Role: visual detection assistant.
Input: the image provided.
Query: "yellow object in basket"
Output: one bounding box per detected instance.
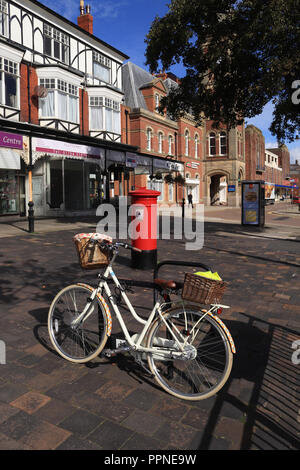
[194,270,222,281]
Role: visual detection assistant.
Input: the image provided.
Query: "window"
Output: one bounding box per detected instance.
[195,134,199,159]
[155,93,160,111]
[168,135,173,155]
[0,57,18,108]
[89,96,121,134]
[0,0,8,37]
[39,78,79,123]
[158,132,163,153]
[220,131,227,155]
[209,132,216,156]
[168,183,174,202]
[93,52,111,83]
[43,25,70,64]
[185,130,189,156]
[146,128,152,151]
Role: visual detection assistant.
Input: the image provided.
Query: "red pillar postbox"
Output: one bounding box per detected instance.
[128,188,160,269]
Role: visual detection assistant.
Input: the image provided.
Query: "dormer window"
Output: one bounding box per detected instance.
[0,1,8,37]
[43,24,70,64]
[93,52,111,83]
[155,93,160,111]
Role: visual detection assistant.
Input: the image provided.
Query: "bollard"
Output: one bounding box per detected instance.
[28,201,35,233]
[182,197,185,219]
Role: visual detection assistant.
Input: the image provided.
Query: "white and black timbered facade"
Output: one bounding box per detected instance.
[0,0,137,217]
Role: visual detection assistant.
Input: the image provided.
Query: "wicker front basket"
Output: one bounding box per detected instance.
[182,272,227,304]
[73,233,112,270]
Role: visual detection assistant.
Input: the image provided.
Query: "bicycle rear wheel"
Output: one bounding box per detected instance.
[48,284,109,363]
[146,305,233,401]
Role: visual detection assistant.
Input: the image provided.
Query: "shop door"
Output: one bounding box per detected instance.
[64,160,84,210]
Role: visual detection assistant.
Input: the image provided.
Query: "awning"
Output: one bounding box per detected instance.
[0,148,21,170]
[275,184,299,189]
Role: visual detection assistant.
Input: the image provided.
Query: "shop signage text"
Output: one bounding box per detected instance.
[0,131,23,150]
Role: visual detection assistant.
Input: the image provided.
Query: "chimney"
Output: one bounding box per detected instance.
[77,0,93,35]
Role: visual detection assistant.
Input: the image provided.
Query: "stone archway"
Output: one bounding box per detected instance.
[204,170,230,206]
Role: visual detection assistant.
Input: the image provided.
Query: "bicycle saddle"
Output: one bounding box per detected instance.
[154,279,179,290]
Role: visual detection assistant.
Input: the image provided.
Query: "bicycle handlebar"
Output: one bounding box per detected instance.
[97,239,142,253]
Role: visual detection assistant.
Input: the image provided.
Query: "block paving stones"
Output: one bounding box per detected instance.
[0,222,299,451]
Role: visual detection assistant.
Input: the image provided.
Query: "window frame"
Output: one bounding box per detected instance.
[0,0,8,38]
[93,51,111,84]
[185,130,189,157]
[146,128,152,151]
[43,24,70,65]
[209,132,216,156]
[39,77,79,123]
[219,131,227,155]
[0,56,19,109]
[89,95,121,134]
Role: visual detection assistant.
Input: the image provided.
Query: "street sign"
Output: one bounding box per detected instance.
[228,185,236,192]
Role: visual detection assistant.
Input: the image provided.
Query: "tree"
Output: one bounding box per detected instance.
[145,0,300,142]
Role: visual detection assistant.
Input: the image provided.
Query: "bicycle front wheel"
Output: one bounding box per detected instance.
[146,305,233,401]
[48,284,109,363]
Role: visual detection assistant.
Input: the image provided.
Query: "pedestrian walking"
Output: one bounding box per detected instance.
[188,193,193,208]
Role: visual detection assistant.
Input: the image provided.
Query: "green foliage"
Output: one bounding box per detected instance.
[145,0,300,142]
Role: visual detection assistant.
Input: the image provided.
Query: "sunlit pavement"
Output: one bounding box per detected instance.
[0,215,299,450]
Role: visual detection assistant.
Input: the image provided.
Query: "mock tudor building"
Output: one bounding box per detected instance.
[0,0,138,218]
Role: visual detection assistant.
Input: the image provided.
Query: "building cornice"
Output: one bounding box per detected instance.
[129,108,178,130]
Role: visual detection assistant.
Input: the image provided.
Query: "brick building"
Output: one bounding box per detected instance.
[245,125,292,200]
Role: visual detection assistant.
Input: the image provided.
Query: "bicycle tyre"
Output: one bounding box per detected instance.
[146,305,233,401]
[48,284,109,363]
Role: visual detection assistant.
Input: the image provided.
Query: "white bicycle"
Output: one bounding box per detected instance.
[48,235,236,401]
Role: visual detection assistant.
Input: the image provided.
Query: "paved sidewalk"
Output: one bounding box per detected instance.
[0,220,299,450]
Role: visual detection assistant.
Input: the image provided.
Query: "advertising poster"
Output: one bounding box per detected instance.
[242,183,260,225]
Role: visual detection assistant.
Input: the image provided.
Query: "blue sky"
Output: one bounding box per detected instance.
[39,0,299,163]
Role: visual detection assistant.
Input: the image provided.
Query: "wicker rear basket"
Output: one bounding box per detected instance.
[73,233,112,270]
[182,272,227,304]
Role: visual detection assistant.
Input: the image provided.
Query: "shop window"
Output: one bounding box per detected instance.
[43,24,70,64]
[168,183,174,202]
[39,78,79,123]
[48,159,63,209]
[64,159,84,210]
[0,169,19,214]
[220,131,227,155]
[0,1,8,37]
[209,132,216,156]
[0,57,18,108]
[93,52,111,83]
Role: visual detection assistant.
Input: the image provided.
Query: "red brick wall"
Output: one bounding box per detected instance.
[20,63,39,125]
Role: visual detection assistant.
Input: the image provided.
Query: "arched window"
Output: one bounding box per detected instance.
[220,131,227,155]
[146,128,152,151]
[185,130,189,156]
[158,132,163,153]
[195,134,199,159]
[209,132,216,156]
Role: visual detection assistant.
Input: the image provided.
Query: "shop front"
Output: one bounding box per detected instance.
[31,137,105,216]
[0,131,27,217]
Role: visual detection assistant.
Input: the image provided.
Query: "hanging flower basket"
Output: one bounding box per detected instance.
[164,174,175,184]
[155,172,163,180]
[174,174,185,186]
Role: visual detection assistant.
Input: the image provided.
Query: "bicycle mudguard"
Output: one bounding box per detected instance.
[207,312,236,354]
[76,283,112,337]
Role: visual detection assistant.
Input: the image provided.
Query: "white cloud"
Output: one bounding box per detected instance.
[92,2,128,19]
[290,145,300,163]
